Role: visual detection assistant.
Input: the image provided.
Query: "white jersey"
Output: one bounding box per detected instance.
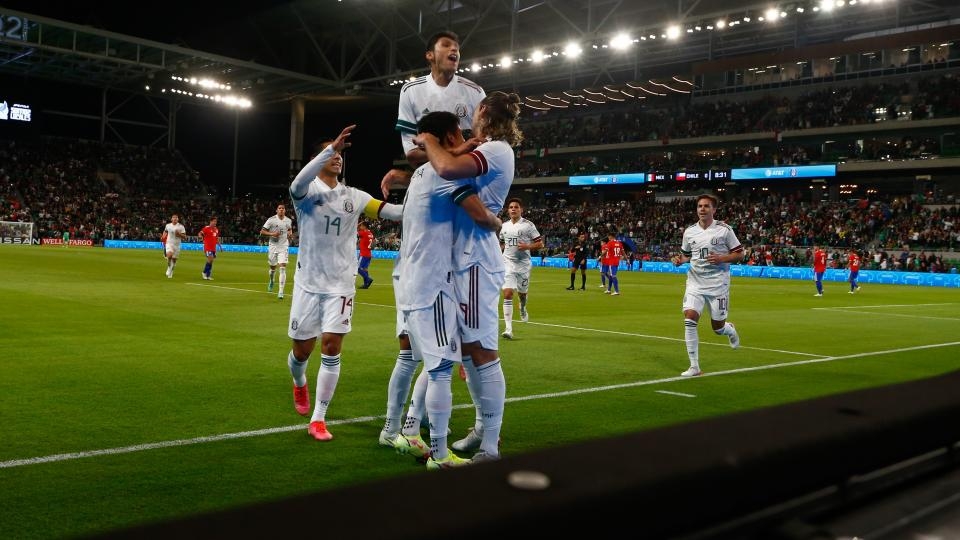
[395,74,485,156]
[262,215,293,249]
[451,139,515,273]
[291,180,373,295]
[500,217,541,274]
[397,163,459,311]
[164,223,185,248]
[680,220,743,295]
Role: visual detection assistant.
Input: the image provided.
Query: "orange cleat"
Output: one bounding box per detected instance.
[308,421,333,441]
[293,383,310,416]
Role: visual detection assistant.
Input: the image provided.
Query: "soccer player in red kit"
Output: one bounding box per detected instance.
[600,232,624,295]
[848,249,861,294]
[199,217,223,280]
[812,245,827,297]
[357,221,374,289]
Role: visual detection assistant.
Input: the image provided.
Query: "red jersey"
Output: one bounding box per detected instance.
[813,249,827,273]
[200,225,220,252]
[601,240,624,266]
[849,253,860,272]
[358,229,374,258]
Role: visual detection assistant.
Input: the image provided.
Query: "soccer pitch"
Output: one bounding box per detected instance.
[1,246,958,539]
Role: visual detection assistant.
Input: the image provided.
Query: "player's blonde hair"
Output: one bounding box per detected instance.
[475,91,523,147]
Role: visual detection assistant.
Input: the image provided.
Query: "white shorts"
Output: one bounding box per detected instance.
[454,266,504,350]
[682,290,729,321]
[403,290,460,371]
[268,246,289,266]
[288,285,355,340]
[165,244,181,259]
[502,270,531,293]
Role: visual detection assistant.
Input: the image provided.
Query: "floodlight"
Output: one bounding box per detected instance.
[609,33,632,49]
[666,25,681,39]
[564,43,582,57]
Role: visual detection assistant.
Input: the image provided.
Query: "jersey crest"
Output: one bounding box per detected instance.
[343,200,355,213]
[455,103,468,118]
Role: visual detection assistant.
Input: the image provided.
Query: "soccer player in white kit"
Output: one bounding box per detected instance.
[392,111,501,469]
[260,204,294,300]
[285,125,402,442]
[378,30,486,451]
[499,197,543,339]
[162,214,187,278]
[416,91,523,461]
[671,194,743,377]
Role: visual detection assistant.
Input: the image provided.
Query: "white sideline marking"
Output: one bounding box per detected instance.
[3,341,957,470]
[814,303,958,309]
[524,320,823,357]
[655,390,697,398]
[812,308,960,322]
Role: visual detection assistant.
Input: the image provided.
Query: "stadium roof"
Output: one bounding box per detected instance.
[1,0,958,109]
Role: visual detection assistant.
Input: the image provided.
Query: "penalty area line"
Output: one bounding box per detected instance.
[3,341,957,470]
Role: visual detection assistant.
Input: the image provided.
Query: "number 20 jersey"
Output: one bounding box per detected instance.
[292,180,372,295]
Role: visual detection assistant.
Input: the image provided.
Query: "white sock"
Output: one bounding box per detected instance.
[310,354,341,422]
[502,299,513,332]
[684,319,699,369]
[461,356,484,433]
[167,260,173,271]
[477,359,505,456]
[383,350,417,435]
[268,269,275,285]
[278,267,287,294]
[288,350,308,387]
[402,369,429,436]
[425,362,453,459]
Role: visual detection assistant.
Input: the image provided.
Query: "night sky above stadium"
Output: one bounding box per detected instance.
[3,1,402,198]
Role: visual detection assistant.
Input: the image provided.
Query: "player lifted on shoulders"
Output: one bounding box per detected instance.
[671,194,743,377]
[284,125,402,442]
[260,204,294,300]
[499,197,543,339]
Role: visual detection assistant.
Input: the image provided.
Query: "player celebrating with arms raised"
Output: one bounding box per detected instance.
[672,194,743,377]
[285,125,402,442]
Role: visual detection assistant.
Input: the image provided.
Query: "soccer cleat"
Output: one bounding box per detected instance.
[308,421,333,441]
[451,427,483,452]
[856,286,861,291]
[728,323,740,349]
[363,279,374,289]
[278,293,284,300]
[165,270,172,278]
[612,292,620,296]
[565,286,575,290]
[519,307,529,322]
[293,383,310,415]
[378,430,398,448]
[426,452,471,470]
[848,290,855,294]
[502,331,513,340]
[470,450,501,463]
[599,284,606,288]
[680,367,702,377]
[393,433,431,458]
[814,293,823,297]
[604,290,611,294]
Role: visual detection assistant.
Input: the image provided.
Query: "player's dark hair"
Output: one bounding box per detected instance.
[417,111,460,141]
[506,197,523,208]
[697,194,719,208]
[476,91,524,147]
[426,31,459,52]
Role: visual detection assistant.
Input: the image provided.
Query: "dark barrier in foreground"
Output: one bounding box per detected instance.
[93,371,960,539]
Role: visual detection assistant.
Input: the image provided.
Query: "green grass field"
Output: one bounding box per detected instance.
[1,245,958,538]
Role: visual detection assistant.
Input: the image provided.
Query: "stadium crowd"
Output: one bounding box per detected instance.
[2,71,958,273]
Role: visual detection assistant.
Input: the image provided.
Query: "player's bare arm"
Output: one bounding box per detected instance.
[380,169,412,198]
[413,132,480,180]
[459,194,501,232]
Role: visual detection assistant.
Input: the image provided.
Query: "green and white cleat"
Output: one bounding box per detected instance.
[426,451,471,470]
[378,430,398,448]
[393,433,431,458]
